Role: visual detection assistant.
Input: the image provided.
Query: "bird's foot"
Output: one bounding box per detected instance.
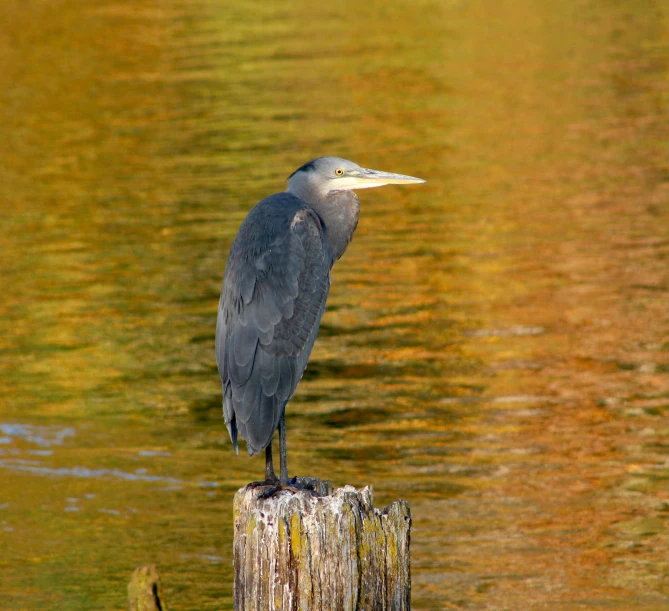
[246,477,280,490]
[257,477,318,499]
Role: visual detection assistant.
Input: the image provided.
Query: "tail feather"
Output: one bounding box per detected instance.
[223,386,239,454]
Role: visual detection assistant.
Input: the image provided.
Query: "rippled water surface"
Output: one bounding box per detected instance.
[2,0,669,609]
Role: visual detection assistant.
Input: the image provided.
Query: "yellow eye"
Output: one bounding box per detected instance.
[335,168,344,176]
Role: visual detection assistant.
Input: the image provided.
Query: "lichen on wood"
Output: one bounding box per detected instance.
[233,477,411,610]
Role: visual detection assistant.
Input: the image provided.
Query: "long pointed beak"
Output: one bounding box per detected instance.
[347,167,426,190]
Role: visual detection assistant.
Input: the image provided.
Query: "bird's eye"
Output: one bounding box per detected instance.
[335,168,344,176]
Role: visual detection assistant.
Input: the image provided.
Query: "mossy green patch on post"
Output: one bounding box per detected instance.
[245,513,257,537]
[290,512,302,558]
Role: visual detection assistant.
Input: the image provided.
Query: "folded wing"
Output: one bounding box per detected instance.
[216,194,331,454]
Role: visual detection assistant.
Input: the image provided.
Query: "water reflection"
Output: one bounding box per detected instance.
[0,423,75,447]
[1,0,668,609]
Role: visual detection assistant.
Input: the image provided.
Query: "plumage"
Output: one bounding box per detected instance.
[217,193,330,455]
[215,157,424,484]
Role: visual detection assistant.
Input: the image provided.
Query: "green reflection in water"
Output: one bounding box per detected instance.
[1,0,669,609]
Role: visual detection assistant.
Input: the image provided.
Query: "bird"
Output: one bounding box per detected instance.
[215,156,425,490]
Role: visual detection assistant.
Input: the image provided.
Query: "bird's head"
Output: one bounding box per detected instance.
[287,156,425,203]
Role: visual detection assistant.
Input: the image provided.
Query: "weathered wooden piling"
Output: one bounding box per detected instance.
[233,477,411,611]
[127,564,168,611]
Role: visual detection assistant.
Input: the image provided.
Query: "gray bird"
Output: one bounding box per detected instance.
[215,156,425,489]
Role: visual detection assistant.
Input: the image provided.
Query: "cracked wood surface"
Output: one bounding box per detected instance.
[233,477,411,611]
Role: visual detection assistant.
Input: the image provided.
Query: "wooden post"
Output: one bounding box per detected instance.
[233,477,411,611]
[127,564,168,611]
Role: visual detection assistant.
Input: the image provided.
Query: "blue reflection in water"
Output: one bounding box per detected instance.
[0,423,75,447]
[0,461,183,483]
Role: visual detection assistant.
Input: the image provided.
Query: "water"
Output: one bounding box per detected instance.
[1,0,668,608]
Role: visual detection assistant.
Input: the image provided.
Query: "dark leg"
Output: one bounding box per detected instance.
[265,443,278,483]
[258,412,313,499]
[247,442,279,490]
[279,412,288,485]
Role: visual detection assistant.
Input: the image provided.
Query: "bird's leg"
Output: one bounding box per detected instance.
[265,443,278,483]
[247,443,279,490]
[258,412,313,499]
[279,411,289,485]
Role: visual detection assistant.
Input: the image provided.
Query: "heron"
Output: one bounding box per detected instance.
[215,156,425,491]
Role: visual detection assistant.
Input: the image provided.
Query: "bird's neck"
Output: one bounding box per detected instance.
[308,190,360,264]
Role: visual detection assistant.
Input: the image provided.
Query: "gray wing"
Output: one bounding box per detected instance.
[215,193,331,455]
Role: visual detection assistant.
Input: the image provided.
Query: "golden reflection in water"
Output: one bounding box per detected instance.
[0,0,668,609]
